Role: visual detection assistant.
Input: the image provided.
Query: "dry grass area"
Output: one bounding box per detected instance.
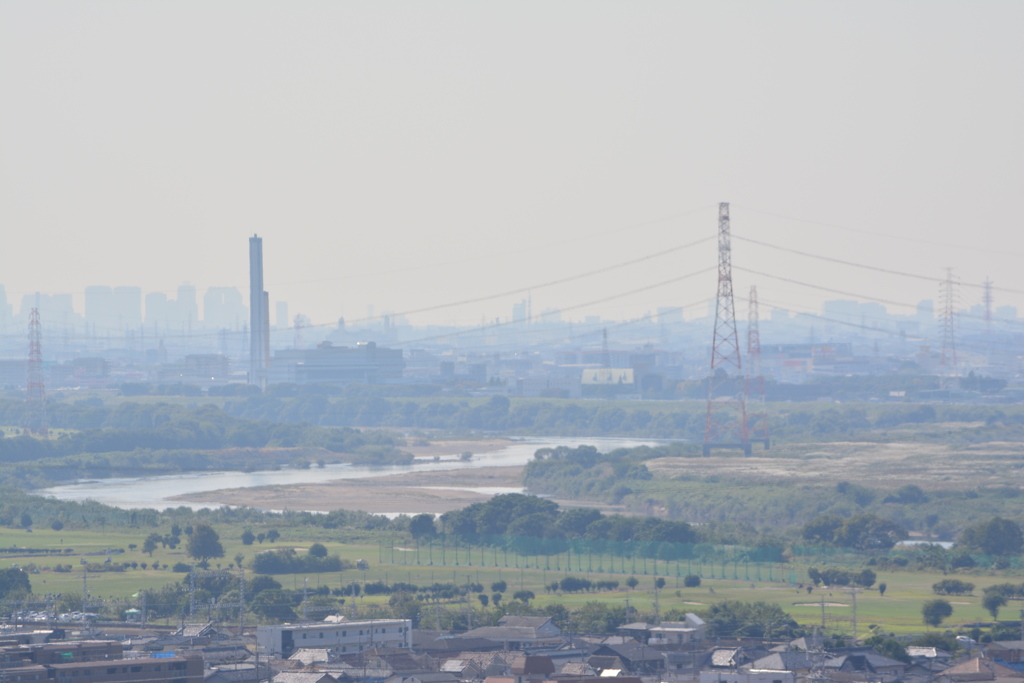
[645,438,1024,491]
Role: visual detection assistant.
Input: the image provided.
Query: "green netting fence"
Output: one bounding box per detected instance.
[378,534,799,584]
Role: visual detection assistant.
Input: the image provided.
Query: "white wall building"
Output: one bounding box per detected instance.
[257,618,412,658]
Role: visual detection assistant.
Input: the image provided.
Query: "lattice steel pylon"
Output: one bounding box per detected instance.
[983,277,993,334]
[703,202,749,456]
[939,267,959,380]
[745,286,770,449]
[26,307,48,436]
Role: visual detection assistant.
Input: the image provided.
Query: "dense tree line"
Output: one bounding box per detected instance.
[250,548,348,574]
[434,492,698,548]
[0,402,406,478]
[801,513,909,550]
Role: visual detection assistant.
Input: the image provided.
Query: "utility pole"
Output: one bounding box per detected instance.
[239,570,246,636]
[302,578,308,621]
[81,569,89,634]
[189,567,196,619]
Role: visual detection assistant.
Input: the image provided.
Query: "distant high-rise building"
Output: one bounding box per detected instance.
[113,286,142,329]
[177,283,198,330]
[85,286,141,332]
[995,305,1018,321]
[84,286,114,329]
[205,287,246,330]
[0,285,13,329]
[657,307,684,325]
[917,299,934,320]
[145,292,169,331]
[249,235,269,387]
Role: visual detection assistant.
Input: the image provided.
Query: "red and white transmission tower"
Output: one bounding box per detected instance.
[745,286,769,449]
[939,268,958,379]
[26,307,48,436]
[703,202,750,456]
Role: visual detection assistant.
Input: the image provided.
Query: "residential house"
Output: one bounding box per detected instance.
[272,674,340,683]
[937,657,1024,683]
[510,655,555,683]
[461,617,562,651]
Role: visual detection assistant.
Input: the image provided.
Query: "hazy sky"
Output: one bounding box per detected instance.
[2,1,1023,328]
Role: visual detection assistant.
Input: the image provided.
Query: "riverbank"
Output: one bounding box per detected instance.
[41,436,654,512]
[169,464,525,514]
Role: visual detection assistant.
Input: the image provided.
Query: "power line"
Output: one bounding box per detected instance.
[394,267,717,347]
[733,235,1024,294]
[268,204,719,289]
[0,235,716,345]
[733,204,1024,259]
[734,266,919,311]
[736,265,1024,330]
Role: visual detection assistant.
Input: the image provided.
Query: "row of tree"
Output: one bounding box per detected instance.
[425,493,699,546]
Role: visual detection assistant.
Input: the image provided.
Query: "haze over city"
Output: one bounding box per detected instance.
[2,2,1023,328]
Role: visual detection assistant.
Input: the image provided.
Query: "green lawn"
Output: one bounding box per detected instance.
[1,525,1007,636]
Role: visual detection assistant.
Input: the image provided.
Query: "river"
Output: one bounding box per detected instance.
[38,437,658,512]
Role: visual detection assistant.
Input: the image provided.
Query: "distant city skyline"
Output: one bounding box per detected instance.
[2,3,1022,326]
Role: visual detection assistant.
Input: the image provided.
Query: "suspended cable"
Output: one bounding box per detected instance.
[269,204,718,288]
[733,235,1024,294]
[733,204,1023,259]
[394,267,716,347]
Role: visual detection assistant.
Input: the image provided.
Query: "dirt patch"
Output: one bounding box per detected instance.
[170,464,526,514]
[402,439,511,459]
[645,441,1024,491]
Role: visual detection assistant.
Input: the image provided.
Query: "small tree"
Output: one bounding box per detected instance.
[409,514,437,540]
[983,593,1007,619]
[626,576,639,590]
[684,574,701,588]
[143,533,161,557]
[492,593,502,606]
[513,590,535,603]
[186,523,224,564]
[309,543,328,558]
[266,529,280,543]
[20,512,32,529]
[878,582,887,597]
[234,553,245,568]
[655,577,666,589]
[241,530,255,546]
[50,520,64,532]
[922,599,953,627]
[491,580,507,593]
[855,569,877,588]
[478,593,489,607]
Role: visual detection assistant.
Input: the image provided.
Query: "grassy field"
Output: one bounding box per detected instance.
[0,525,1011,637]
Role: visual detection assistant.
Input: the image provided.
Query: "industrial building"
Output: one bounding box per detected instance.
[256,618,412,658]
[268,341,405,385]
